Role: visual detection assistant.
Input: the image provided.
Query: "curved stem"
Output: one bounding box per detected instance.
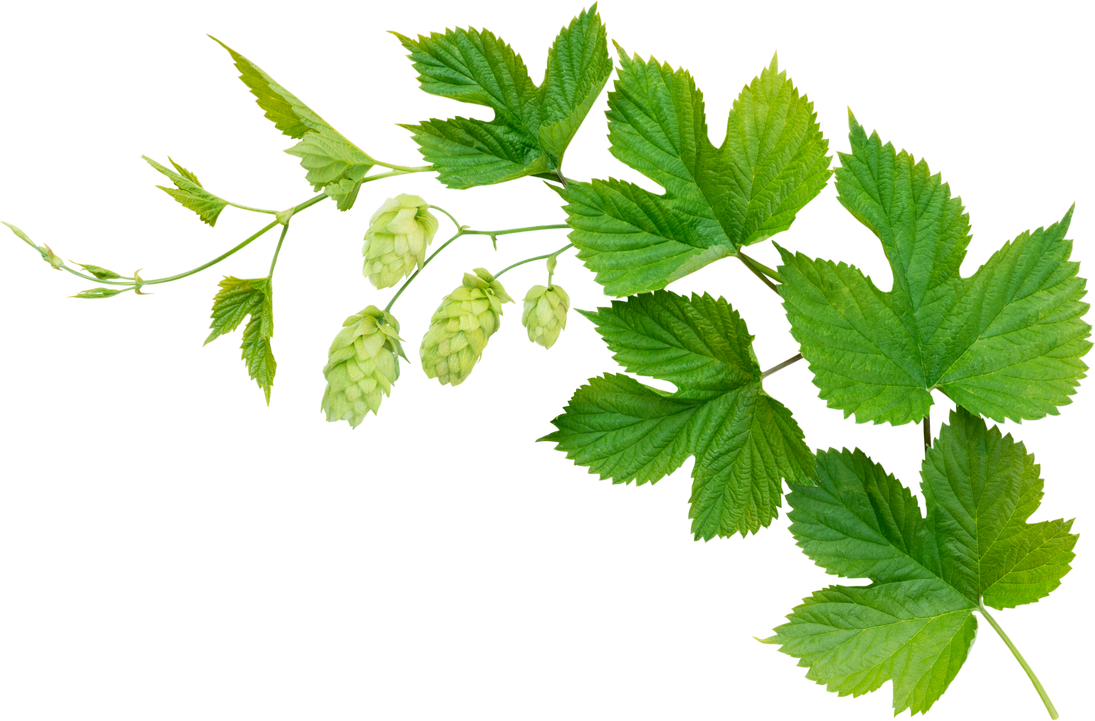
[737,252,781,294]
[462,224,568,237]
[494,244,573,279]
[978,601,1058,719]
[428,205,462,231]
[374,157,429,172]
[761,353,803,380]
[384,230,465,313]
[738,251,781,281]
[267,222,291,278]
[494,248,565,279]
[226,201,279,216]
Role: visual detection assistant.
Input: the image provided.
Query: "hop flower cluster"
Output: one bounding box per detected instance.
[522,284,569,348]
[362,194,439,289]
[321,306,405,427]
[420,268,513,386]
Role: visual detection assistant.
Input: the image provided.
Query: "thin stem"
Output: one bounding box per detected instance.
[374,157,429,172]
[223,196,278,213]
[385,230,465,313]
[923,410,931,457]
[494,244,573,279]
[462,224,568,237]
[145,220,279,285]
[494,248,565,279]
[737,253,781,295]
[761,353,803,380]
[978,601,1059,719]
[226,201,279,216]
[738,251,781,281]
[267,222,291,278]
[424,200,468,231]
[360,169,420,185]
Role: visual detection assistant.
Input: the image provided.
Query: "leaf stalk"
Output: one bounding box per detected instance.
[977,601,1059,719]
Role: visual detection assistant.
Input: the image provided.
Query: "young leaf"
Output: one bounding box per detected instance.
[396,5,611,189]
[542,291,816,539]
[557,51,832,296]
[144,156,229,226]
[206,276,276,403]
[211,38,375,210]
[778,113,1092,425]
[74,262,124,280]
[764,408,1076,715]
[72,287,127,299]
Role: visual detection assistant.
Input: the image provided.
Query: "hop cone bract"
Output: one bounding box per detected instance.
[420,268,513,386]
[362,194,439,289]
[321,306,405,427]
[522,284,569,349]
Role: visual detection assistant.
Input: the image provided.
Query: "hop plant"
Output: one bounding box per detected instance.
[522,284,569,348]
[321,306,406,427]
[362,194,439,289]
[420,268,513,386]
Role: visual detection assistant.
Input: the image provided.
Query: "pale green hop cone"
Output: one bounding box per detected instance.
[321,306,406,427]
[522,284,569,348]
[362,194,439,289]
[420,268,513,386]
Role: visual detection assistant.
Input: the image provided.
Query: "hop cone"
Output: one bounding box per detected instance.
[321,306,405,427]
[522,284,570,349]
[362,194,439,289]
[420,268,513,386]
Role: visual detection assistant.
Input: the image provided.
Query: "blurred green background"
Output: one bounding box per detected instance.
[2,19,1095,710]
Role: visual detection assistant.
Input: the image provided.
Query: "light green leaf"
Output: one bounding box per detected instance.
[778,113,1092,424]
[205,276,276,403]
[144,156,229,226]
[165,153,210,188]
[72,287,127,299]
[538,5,614,160]
[212,37,375,210]
[396,5,611,189]
[575,291,758,397]
[558,51,832,296]
[771,582,977,716]
[542,291,815,539]
[75,263,124,280]
[764,408,1077,714]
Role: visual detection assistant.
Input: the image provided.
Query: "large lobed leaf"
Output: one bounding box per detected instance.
[557,51,832,296]
[778,113,1091,425]
[764,408,1077,714]
[206,276,276,403]
[212,38,375,210]
[543,291,816,539]
[396,5,612,189]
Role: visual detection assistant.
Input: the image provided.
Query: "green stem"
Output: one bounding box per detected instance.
[977,601,1059,719]
[384,230,464,313]
[226,201,279,216]
[739,251,781,281]
[761,353,803,380]
[494,244,573,279]
[267,222,291,278]
[374,158,429,170]
[494,248,565,279]
[429,205,462,230]
[462,224,568,237]
[923,411,931,457]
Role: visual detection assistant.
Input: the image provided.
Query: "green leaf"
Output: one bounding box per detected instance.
[538,4,614,160]
[946,251,1091,419]
[779,247,934,425]
[542,291,815,539]
[211,37,375,210]
[764,408,1077,714]
[557,51,832,296]
[74,263,124,280]
[165,153,210,188]
[396,5,611,189]
[205,276,276,403]
[402,118,550,189]
[574,293,758,395]
[778,113,1092,424]
[72,287,127,299]
[144,156,229,226]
